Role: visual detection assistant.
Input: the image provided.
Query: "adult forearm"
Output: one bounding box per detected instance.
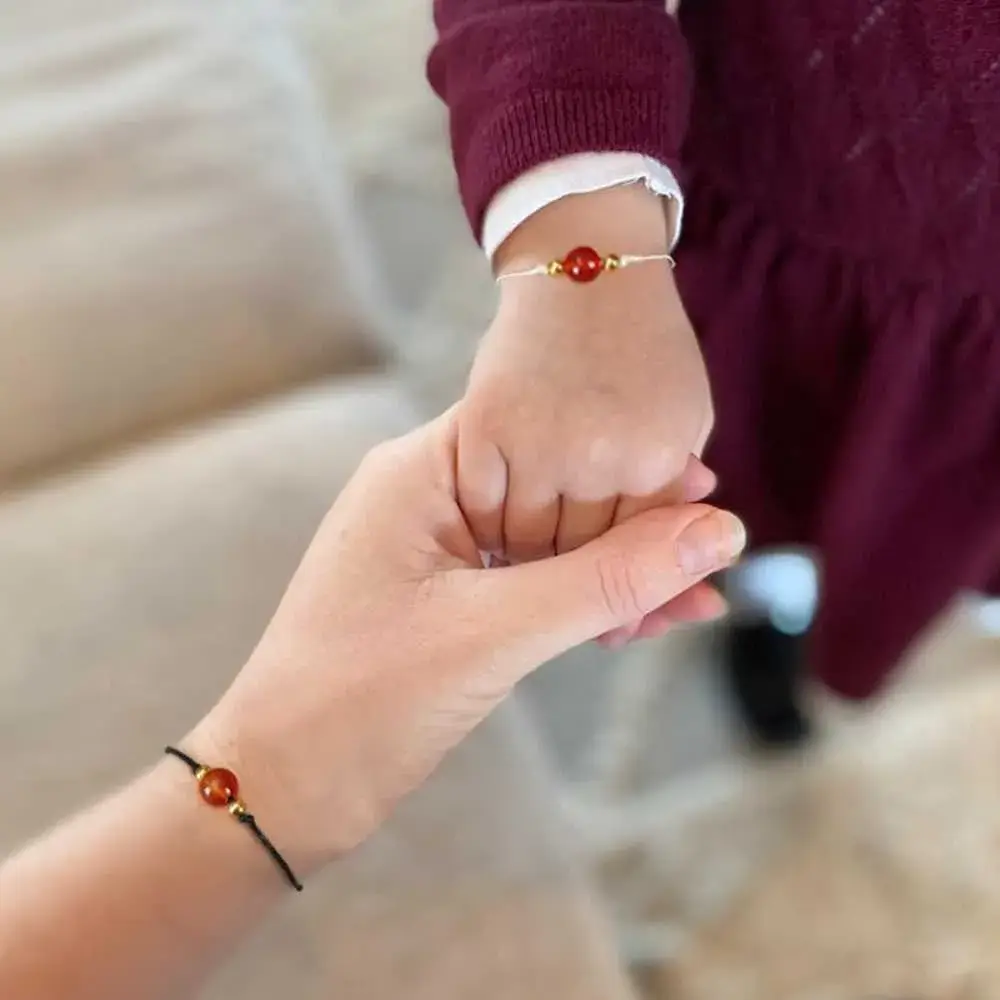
[0,759,285,1000]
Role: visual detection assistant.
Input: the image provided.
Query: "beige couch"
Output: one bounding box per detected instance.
[0,2,636,997]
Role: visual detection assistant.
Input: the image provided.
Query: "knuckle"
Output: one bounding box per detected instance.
[566,444,619,498]
[358,439,397,477]
[593,549,647,621]
[580,431,619,470]
[620,445,684,497]
[457,396,498,443]
[463,402,499,439]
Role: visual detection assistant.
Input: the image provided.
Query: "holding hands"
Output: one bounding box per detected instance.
[194,407,741,864]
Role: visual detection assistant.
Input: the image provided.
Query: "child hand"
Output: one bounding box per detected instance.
[459,187,714,566]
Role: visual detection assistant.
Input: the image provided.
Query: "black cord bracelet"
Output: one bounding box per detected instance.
[164,746,303,892]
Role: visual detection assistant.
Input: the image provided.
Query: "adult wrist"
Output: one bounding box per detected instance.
[151,757,290,899]
[183,700,362,879]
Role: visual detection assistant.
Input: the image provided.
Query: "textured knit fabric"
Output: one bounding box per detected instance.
[429,0,1000,699]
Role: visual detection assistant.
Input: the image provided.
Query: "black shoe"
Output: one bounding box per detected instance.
[721,618,812,749]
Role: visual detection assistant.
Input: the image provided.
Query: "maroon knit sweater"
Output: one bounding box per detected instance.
[429,0,1000,291]
[428,1,1000,699]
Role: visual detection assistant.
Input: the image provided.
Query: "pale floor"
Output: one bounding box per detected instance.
[523,603,1000,1000]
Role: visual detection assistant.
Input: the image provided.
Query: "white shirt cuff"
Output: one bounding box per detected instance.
[481,152,684,261]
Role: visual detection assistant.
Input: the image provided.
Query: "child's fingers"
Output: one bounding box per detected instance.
[556,495,618,555]
[456,433,508,555]
[503,476,560,562]
[633,583,728,641]
[597,619,642,649]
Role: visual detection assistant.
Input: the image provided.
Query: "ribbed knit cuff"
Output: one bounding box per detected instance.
[430,2,692,242]
[464,88,687,241]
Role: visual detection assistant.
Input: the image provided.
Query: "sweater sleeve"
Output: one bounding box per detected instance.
[427,0,692,242]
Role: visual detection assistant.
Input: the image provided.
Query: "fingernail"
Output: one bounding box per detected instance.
[677,511,747,576]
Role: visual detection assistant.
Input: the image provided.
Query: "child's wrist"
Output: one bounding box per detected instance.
[494,248,686,353]
[493,184,672,277]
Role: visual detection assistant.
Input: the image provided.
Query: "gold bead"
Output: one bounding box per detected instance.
[228,799,248,818]
[194,766,210,782]
[546,259,564,276]
[603,254,622,271]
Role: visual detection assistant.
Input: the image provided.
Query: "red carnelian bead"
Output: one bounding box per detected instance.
[562,246,604,283]
[199,767,239,807]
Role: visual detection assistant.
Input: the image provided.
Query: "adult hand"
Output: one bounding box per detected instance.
[190,407,744,873]
[1,407,744,1000]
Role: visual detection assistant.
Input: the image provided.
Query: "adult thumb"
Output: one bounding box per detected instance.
[479,504,746,676]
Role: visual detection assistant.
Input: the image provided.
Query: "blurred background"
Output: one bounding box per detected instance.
[3,2,1000,998]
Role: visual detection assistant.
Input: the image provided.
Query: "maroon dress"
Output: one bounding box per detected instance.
[429,0,1000,699]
